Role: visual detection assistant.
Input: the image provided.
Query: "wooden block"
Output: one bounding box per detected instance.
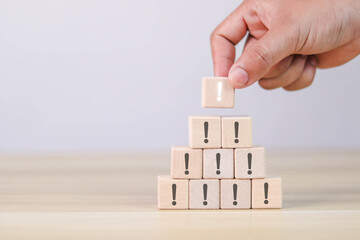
[221,116,252,148]
[203,149,234,179]
[220,179,251,209]
[189,179,219,209]
[202,77,234,108]
[158,175,188,209]
[252,177,282,209]
[234,146,266,179]
[171,146,202,179]
[189,115,221,149]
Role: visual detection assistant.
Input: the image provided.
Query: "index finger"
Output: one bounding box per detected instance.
[210,5,248,77]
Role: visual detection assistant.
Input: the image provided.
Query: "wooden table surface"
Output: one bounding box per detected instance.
[0,150,359,239]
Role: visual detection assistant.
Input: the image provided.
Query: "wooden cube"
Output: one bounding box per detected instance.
[203,149,234,179]
[189,179,219,209]
[222,116,252,148]
[189,116,221,149]
[158,175,189,209]
[202,77,235,108]
[234,146,265,179]
[220,179,251,209]
[252,177,282,209]
[171,146,202,179]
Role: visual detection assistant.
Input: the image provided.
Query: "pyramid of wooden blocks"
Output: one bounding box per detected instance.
[158,77,283,210]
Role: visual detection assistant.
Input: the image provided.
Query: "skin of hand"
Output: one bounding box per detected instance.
[211,0,360,90]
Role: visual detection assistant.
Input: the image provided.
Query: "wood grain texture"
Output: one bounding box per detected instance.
[189,179,219,209]
[171,146,202,179]
[220,179,251,209]
[189,115,221,149]
[202,77,234,108]
[203,149,234,179]
[0,150,360,239]
[235,146,266,179]
[252,177,282,209]
[158,176,188,209]
[222,116,252,148]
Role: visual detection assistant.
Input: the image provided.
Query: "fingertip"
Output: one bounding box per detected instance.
[228,67,249,88]
[258,79,274,90]
[308,55,318,67]
[283,60,316,91]
[214,64,230,77]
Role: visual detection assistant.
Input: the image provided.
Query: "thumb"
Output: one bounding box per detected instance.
[229,29,293,88]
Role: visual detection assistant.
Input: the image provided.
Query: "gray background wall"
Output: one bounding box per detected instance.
[0,0,359,153]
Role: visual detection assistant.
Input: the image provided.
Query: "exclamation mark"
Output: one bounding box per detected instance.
[172,184,177,206]
[264,182,269,204]
[217,81,222,101]
[234,121,239,143]
[204,122,209,143]
[203,184,208,206]
[184,153,189,175]
[233,184,238,206]
[216,153,221,175]
[247,153,252,175]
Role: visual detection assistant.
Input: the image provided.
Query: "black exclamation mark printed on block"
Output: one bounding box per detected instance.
[172,184,177,206]
[233,184,238,206]
[247,153,252,175]
[264,182,269,204]
[204,122,209,143]
[216,153,221,175]
[203,184,208,206]
[184,153,189,175]
[234,121,239,143]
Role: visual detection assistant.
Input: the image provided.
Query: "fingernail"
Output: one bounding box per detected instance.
[229,67,249,88]
[309,56,318,67]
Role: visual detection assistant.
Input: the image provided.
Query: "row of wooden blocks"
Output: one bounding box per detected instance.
[189,116,252,149]
[158,176,282,209]
[171,146,265,179]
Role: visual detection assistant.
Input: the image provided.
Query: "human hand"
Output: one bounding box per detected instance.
[211,0,360,90]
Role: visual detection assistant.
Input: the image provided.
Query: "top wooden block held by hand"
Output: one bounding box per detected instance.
[202,77,235,108]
